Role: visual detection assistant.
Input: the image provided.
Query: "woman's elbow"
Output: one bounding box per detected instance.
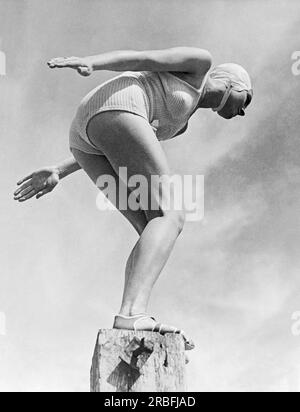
[194,49,213,72]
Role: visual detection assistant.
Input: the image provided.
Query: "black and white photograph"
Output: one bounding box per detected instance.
[1,0,300,394]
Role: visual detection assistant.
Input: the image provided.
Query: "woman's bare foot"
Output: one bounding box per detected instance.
[113,314,195,351]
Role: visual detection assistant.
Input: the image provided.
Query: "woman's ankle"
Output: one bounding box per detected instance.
[118,305,148,317]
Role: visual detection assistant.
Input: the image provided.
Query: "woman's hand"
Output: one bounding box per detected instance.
[14,167,60,202]
[47,56,93,77]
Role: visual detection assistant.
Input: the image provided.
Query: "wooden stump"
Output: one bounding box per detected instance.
[91,329,187,392]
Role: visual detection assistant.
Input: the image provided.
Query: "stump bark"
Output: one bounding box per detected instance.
[91,329,187,392]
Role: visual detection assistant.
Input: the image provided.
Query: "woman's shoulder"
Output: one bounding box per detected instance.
[166,71,208,90]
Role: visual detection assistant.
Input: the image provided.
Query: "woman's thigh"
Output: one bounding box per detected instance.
[86,111,179,221]
[71,148,148,235]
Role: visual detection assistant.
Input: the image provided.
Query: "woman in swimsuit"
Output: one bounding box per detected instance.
[13,47,253,350]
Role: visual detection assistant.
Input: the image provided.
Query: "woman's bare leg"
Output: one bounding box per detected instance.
[120,214,184,315]
[72,149,158,319]
[70,148,148,236]
[87,111,186,317]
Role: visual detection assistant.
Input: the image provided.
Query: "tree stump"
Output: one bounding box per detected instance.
[91,329,187,392]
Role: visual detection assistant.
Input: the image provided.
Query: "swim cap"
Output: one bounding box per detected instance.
[210,63,252,112]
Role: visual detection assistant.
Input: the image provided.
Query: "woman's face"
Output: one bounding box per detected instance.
[217,89,251,119]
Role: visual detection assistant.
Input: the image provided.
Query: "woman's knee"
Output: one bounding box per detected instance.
[146,208,186,233]
[166,210,186,233]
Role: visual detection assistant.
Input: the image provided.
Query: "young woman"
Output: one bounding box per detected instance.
[13,47,253,350]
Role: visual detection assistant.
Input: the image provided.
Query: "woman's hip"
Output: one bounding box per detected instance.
[69,116,105,156]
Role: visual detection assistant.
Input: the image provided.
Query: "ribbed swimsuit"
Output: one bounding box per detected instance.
[69,70,208,156]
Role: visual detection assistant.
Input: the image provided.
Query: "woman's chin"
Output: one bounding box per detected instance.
[217,112,233,120]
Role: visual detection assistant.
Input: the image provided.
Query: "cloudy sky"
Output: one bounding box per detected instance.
[1,0,300,392]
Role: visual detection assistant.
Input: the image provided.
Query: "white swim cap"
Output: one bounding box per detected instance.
[210,63,253,112]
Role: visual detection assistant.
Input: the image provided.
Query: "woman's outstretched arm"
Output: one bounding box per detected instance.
[14,157,82,202]
[57,157,82,179]
[47,47,212,76]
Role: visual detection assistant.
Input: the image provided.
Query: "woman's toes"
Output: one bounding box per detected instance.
[113,315,195,351]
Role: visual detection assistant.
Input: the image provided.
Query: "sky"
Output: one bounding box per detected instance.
[1,0,300,392]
